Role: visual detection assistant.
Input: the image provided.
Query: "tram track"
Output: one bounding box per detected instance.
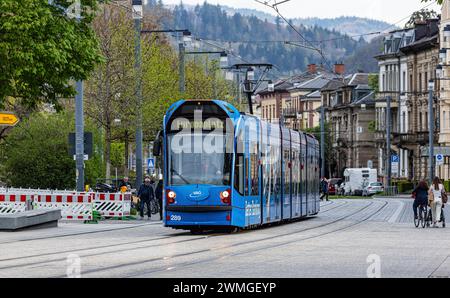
[55,199,386,277]
[0,221,164,245]
[124,199,390,277]
[0,199,387,277]
[0,201,339,263]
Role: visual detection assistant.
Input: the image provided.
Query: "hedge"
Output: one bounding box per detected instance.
[396,181,415,194]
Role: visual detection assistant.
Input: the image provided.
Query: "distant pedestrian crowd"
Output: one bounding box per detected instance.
[119,175,163,221]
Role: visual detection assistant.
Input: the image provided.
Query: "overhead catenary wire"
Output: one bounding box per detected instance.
[254,0,334,70]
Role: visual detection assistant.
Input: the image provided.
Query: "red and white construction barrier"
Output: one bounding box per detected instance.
[33,194,93,220]
[94,193,131,218]
[0,194,32,214]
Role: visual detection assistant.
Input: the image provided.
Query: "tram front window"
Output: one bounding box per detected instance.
[168,134,232,186]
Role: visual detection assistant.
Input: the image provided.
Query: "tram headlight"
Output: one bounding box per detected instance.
[220,189,231,205]
[166,190,176,204]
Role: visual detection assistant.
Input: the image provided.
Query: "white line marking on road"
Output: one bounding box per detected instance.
[388,200,405,223]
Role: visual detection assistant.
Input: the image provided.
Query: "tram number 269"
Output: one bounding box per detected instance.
[170,215,182,221]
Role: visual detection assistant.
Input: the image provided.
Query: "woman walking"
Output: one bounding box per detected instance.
[429,177,445,228]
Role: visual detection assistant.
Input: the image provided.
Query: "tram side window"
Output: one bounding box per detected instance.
[235,154,245,195]
[244,154,249,195]
[250,142,259,196]
[284,149,290,196]
[235,129,245,195]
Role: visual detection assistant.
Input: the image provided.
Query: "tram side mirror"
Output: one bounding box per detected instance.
[153,130,162,157]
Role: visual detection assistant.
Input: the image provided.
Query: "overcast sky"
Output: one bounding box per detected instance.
[155,0,441,25]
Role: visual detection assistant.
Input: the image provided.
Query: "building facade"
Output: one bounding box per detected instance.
[375,19,440,182]
[438,0,450,180]
[322,73,377,177]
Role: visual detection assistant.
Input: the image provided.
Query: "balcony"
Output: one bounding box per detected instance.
[282,108,300,119]
[380,131,439,147]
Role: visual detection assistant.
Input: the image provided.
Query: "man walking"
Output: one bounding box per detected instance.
[320,177,329,202]
[137,176,155,220]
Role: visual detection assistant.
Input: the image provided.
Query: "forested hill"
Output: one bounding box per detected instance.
[146,1,381,74]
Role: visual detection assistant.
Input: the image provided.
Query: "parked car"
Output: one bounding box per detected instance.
[328,178,343,195]
[362,182,384,196]
[94,183,117,193]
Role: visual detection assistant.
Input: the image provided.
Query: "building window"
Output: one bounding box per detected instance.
[409,74,413,92]
[444,111,447,131]
[402,112,406,133]
[419,73,422,92]
[419,112,423,131]
[403,71,406,92]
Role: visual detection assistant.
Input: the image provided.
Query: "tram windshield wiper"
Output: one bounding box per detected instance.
[170,167,191,185]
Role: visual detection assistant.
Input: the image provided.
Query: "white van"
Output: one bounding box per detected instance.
[341,168,378,196]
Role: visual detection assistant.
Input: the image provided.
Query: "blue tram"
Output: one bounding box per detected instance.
[153,100,320,232]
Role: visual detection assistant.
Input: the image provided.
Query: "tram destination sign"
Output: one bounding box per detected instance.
[0,112,20,127]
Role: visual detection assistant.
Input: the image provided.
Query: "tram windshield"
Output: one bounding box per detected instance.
[167,133,232,186]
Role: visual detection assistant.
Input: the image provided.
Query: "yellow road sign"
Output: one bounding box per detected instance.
[0,112,20,126]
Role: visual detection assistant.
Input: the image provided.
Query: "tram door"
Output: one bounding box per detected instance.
[291,131,301,219]
[281,127,292,220]
[261,123,282,223]
[300,133,307,217]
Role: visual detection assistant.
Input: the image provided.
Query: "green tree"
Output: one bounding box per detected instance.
[0,111,104,189]
[0,0,103,110]
[368,74,379,93]
[405,9,438,28]
[422,0,443,5]
[84,4,138,179]
[305,122,336,177]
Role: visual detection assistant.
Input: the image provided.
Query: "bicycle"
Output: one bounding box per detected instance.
[150,199,160,215]
[414,204,427,229]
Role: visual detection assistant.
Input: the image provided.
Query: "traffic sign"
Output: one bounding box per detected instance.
[68,132,93,156]
[148,158,155,170]
[391,155,399,176]
[73,155,89,161]
[391,155,399,163]
[436,154,445,166]
[0,112,19,126]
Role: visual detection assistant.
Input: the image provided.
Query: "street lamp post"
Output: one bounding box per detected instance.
[179,42,186,93]
[386,96,392,189]
[229,64,272,115]
[74,9,84,191]
[132,0,143,186]
[75,80,84,191]
[320,97,325,179]
[429,79,435,183]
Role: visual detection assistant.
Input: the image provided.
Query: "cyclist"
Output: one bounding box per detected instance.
[412,180,429,220]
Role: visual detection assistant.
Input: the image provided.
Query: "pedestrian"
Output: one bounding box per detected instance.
[155,174,164,221]
[428,177,445,228]
[412,180,428,220]
[137,176,155,220]
[320,177,329,201]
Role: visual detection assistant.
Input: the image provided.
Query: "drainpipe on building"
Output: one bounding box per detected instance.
[386,96,392,189]
[429,80,435,184]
